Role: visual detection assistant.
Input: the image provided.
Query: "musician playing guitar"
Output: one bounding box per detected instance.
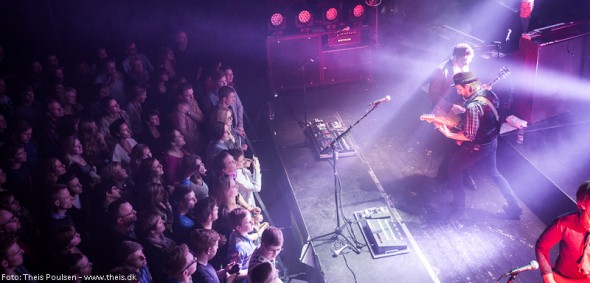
[434,71,522,218]
[427,43,477,189]
[536,181,590,283]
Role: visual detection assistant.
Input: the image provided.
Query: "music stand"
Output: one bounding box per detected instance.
[306,101,386,255]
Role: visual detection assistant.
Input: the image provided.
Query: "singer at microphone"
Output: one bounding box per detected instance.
[368,95,391,106]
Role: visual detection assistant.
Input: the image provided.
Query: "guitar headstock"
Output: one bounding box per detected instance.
[498,66,511,79]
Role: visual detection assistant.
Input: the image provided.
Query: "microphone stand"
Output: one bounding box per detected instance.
[307,102,384,255]
[294,59,313,127]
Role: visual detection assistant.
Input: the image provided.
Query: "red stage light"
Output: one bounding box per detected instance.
[353,4,364,18]
[298,10,312,24]
[270,13,284,27]
[325,8,338,21]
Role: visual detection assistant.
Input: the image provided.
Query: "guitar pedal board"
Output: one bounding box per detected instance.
[305,115,356,160]
[353,207,409,259]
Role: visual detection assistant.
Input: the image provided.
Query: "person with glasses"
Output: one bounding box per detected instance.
[100,200,139,271]
[248,226,283,271]
[163,243,197,283]
[0,208,20,235]
[114,240,152,283]
[190,228,237,283]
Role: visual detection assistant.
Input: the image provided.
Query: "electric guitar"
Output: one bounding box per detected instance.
[421,66,511,128]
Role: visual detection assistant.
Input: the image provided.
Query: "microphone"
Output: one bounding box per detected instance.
[368,95,391,106]
[505,260,539,276]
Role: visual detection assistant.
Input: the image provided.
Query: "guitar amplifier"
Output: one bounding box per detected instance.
[353,207,409,258]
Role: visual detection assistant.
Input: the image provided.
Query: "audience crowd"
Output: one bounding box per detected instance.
[0,31,282,283]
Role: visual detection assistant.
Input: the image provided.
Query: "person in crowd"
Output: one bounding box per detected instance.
[137,211,176,283]
[248,262,282,283]
[35,157,67,190]
[3,145,33,203]
[126,57,150,88]
[99,96,130,140]
[95,58,126,106]
[0,78,14,117]
[202,69,227,117]
[171,185,197,245]
[13,85,42,126]
[126,84,148,138]
[0,234,36,281]
[86,180,122,237]
[43,184,74,232]
[100,161,132,192]
[181,154,209,200]
[62,135,100,189]
[169,83,204,154]
[56,252,93,281]
[114,240,153,283]
[205,122,231,165]
[173,31,199,81]
[190,228,237,283]
[50,225,83,258]
[146,69,173,115]
[129,144,152,181]
[0,208,21,236]
[79,119,110,167]
[536,181,590,283]
[162,129,188,187]
[214,85,246,138]
[136,182,173,231]
[227,207,259,283]
[121,41,154,76]
[248,226,283,270]
[110,119,138,170]
[434,72,521,218]
[61,87,84,116]
[139,109,163,155]
[229,149,261,209]
[158,47,177,80]
[134,157,166,189]
[37,99,64,158]
[57,173,87,232]
[9,120,38,169]
[210,150,238,177]
[163,243,197,283]
[210,105,245,151]
[102,200,139,261]
[193,197,218,230]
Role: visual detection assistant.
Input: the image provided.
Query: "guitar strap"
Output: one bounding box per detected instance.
[473,96,499,121]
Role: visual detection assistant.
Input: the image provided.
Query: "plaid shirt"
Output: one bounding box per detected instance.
[461,93,486,141]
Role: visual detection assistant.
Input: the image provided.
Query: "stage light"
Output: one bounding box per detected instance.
[322,6,341,31]
[326,8,338,21]
[353,4,365,18]
[270,13,284,27]
[295,10,313,33]
[297,10,312,25]
[268,12,286,36]
[349,3,367,27]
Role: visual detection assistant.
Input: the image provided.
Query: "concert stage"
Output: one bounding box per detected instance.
[260,82,585,282]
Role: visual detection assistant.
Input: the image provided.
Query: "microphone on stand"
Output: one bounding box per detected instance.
[368,95,391,106]
[505,260,539,276]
